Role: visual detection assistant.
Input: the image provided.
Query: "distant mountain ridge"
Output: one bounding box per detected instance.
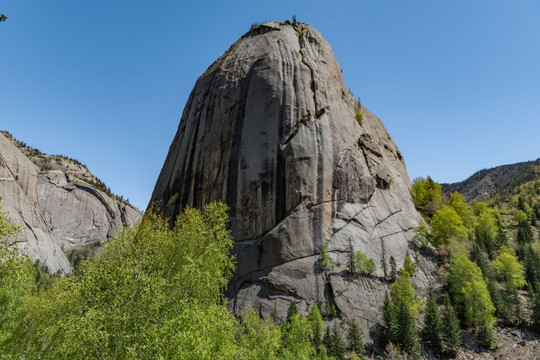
[441,158,540,202]
[0,131,141,273]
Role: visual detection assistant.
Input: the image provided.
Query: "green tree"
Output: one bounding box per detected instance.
[308,303,324,349]
[411,176,442,215]
[287,302,299,322]
[355,249,376,275]
[430,205,468,244]
[446,251,495,327]
[323,325,334,355]
[493,246,526,291]
[475,211,499,257]
[6,202,239,359]
[0,200,35,352]
[403,253,414,276]
[380,292,398,349]
[389,256,397,282]
[396,301,421,359]
[237,306,282,360]
[523,246,540,293]
[330,324,345,360]
[530,284,540,333]
[517,220,534,244]
[422,291,442,352]
[449,192,475,230]
[486,277,508,321]
[319,245,333,270]
[279,313,317,359]
[347,318,365,356]
[380,271,420,357]
[505,288,523,326]
[390,271,418,316]
[346,239,356,275]
[476,320,496,349]
[514,209,528,223]
[381,239,388,279]
[346,240,375,276]
[441,294,461,355]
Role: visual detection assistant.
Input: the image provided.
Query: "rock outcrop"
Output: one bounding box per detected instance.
[0,131,142,274]
[150,21,436,331]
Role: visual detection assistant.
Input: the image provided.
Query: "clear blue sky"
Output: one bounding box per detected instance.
[1,1,539,210]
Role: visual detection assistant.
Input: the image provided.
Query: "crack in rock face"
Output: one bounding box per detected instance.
[150,21,436,330]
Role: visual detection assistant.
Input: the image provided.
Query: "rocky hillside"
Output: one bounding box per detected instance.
[150,21,436,331]
[0,131,141,274]
[441,158,540,202]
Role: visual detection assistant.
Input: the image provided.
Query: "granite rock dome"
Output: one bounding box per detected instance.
[150,21,436,330]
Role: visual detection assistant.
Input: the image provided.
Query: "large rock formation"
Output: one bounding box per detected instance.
[0,131,141,274]
[150,21,436,331]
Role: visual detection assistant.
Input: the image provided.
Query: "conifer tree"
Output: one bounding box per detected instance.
[506,289,523,325]
[331,324,346,360]
[271,303,281,324]
[530,284,540,333]
[287,301,298,323]
[347,318,365,356]
[441,294,461,355]
[347,239,357,275]
[486,278,508,322]
[323,325,333,355]
[381,239,388,279]
[422,291,442,352]
[380,292,397,348]
[477,320,495,349]
[396,301,421,359]
[517,220,534,244]
[389,256,397,282]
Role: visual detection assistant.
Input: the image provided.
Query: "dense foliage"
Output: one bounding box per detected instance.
[411,172,540,353]
[0,201,370,359]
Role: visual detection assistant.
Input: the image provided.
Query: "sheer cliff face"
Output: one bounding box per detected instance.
[151,22,434,327]
[0,132,141,274]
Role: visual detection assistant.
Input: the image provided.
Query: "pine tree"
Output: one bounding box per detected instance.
[323,325,333,355]
[476,320,495,349]
[381,239,388,279]
[530,284,540,333]
[331,324,346,360]
[271,303,281,324]
[389,256,397,282]
[517,220,534,244]
[347,318,365,355]
[441,294,461,354]
[347,239,357,275]
[380,291,398,348]
[506,288,523,325]
[396,301,421,359]
[487,278,508,322]
[422,291,442,352]
[287,301,298,322]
